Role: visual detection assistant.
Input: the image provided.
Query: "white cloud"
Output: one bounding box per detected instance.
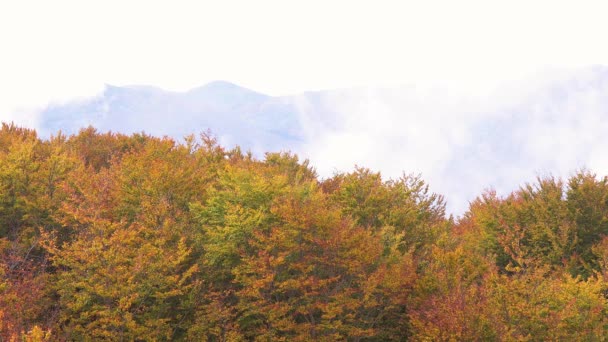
[294,68,608,214]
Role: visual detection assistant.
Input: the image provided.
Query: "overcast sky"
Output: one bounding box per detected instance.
[2,0,608,114]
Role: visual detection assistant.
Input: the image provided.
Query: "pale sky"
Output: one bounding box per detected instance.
[2,0,608,118]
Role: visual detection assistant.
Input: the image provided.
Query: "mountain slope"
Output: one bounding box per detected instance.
[40,81,302,155]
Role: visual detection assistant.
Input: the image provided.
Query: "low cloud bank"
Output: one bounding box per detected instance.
[296,67,608,214]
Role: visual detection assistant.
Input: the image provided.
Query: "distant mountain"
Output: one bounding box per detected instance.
[40,81,303,155]
[38,67,608,214]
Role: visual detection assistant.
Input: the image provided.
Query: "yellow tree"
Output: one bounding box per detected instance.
[44,135,211,340]
[189,157,420,340]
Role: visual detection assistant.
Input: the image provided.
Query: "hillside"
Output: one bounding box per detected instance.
[2,124,608,340]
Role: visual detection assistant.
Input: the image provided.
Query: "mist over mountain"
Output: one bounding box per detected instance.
[38,66,608,214]
[41,81,303,155]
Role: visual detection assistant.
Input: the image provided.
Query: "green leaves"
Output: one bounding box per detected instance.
[464,173,608,278]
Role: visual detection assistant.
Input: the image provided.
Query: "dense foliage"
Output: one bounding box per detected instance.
[1,123,608,340]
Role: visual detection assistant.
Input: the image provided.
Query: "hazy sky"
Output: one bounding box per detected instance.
[2,0,608,117]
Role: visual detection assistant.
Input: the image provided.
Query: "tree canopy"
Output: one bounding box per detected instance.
[1,123,608,340]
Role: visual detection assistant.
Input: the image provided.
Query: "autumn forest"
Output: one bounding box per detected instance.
[2,122,608,341]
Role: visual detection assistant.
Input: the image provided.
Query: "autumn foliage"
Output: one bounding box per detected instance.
[1,122,608,340]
